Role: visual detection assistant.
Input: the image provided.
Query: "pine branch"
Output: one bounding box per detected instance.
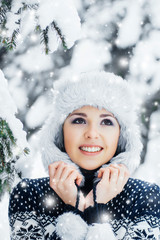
[52,21,68,51]
[0,6,6,24]
[0,0,12,25]
[1,0,12,10]
[1,2,70,53]
[0,118,29,198]
[24,147,30,155]
[17,2,38,14]
[6,28,19,50]
[0,118,16,161]
[40,26,49,54]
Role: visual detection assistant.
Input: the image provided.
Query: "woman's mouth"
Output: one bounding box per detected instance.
[79,146,103,156]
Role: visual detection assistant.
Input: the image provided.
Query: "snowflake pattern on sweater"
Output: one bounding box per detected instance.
[8,177,160,240]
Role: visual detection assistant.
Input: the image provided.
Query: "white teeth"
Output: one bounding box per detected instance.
[80,147,102,152]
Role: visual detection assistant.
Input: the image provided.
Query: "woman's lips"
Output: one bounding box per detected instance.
[79,148,103,156]
[79,144,103,148]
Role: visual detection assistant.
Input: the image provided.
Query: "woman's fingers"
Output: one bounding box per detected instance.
[86,163,131,205]
[108,166,119,185]
[98,168,110,178]
[49,161,62,186]
[99,164,130,180]
[122,165,130,185]
[99,168,110,183]
[66,170,83,186]
[98,166,119,184]
[49,161,82,187]
[98,168,103,178]
[48,161,62,179]
[110,164,124,184]
[58,163,75,181]
[96,164,130,203]
[49,161,74,186]
[48,161,84,208]
[53,162,67,182]
[60,165,75,182]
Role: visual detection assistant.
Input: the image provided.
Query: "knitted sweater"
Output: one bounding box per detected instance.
[8,169,160,240]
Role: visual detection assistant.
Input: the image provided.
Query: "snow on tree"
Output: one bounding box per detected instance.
[0,0,81,53]
[0,69,29,199]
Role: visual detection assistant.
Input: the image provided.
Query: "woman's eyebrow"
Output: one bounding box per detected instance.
[69,113,115,118]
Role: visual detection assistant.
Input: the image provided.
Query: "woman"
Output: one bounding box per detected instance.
[8,71,160,239]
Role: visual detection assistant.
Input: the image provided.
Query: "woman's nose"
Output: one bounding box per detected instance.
[84,125,99,139]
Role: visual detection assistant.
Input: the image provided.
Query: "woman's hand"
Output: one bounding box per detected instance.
[85,164,130,208]
[49,161,85,211]
[96,163,130,204]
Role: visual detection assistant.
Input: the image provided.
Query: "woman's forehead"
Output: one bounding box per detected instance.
[71,105,114,116]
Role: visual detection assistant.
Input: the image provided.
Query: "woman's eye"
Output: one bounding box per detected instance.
[101,119,113,126]
[72,118,86,124]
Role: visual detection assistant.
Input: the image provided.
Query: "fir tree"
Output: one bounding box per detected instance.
[0,117,29,200]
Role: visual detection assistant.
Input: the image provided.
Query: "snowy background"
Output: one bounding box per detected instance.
[0,0,160,238]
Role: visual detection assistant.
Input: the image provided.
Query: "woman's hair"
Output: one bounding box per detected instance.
[40,71,143,175]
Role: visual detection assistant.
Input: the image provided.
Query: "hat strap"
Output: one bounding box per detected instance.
[93,180,99,220]
[75,183,80,209]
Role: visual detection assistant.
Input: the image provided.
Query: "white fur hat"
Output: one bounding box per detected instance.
[40,71,143,177]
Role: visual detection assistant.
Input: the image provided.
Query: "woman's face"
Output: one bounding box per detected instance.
[63,105,120,170]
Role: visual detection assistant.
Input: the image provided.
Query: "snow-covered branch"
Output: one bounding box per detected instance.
[0,69,29,198]
[0,0,81,53]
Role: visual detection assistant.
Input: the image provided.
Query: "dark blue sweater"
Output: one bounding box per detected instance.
[8,174,160,240]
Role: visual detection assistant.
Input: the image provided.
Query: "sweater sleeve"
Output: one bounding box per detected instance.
[8,179,55,239]
[121,183,160,239]
[84,182,160,240]
[8,179,88,240]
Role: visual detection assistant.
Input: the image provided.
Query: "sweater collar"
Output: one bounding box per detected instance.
[79,166,101,179]
[79,166,101,197]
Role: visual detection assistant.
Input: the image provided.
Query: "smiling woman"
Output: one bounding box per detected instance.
[63,106,120,170]
[8,71,160,239]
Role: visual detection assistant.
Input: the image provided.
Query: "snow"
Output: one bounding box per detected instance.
[26,95,52,128]
[5,12,20,36]
[116,1,141,48]
[0,70,28,150]
[70,39,111,72]
[15,45,53,73]
[19,9,37,41]
[5,0,81,52]
[48,25,60,53]
[148,0,160,28]
[129,30,160,94]
[37,0,81,49]
[0,193,10,240]
[133,111,160,185]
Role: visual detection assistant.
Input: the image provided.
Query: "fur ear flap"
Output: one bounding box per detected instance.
[106,120,143,175]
